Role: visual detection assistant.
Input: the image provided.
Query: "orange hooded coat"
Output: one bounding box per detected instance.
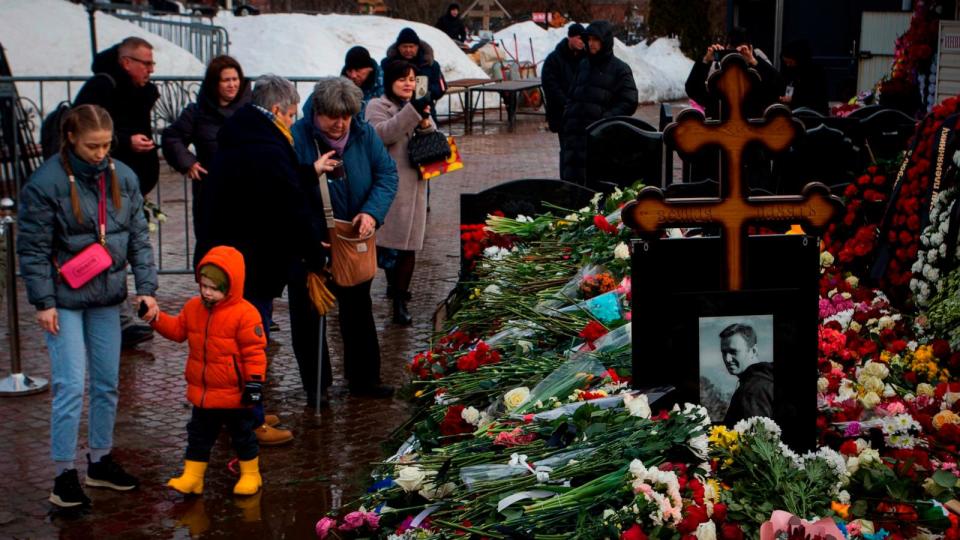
[152,246,267,409]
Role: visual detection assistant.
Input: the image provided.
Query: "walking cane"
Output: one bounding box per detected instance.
[316,313,325,415]
[311,167,337,414]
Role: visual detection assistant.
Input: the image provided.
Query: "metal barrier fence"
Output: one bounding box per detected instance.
[111,13,230,65]
[0,75,321,275]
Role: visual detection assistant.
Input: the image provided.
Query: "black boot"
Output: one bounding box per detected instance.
[393,292,412,325]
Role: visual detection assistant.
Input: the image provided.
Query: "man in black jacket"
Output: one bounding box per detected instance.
[718,323,774,427]
[684,27,784,120]
[542,23,585,175]
[560,20,638,185]
[75,37,160,196]
[436,3,467,43]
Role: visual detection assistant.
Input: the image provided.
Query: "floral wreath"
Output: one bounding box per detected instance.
[878,97,960,299]
[821,164,892,276]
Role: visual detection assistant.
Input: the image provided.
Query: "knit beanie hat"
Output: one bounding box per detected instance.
[344,46,375,71]
[383,60,416,101]
[397,27,421,47]
[199,264,230,293]
[567,23,585,38]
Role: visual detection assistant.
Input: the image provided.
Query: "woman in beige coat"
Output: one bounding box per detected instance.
[366,60,435,324]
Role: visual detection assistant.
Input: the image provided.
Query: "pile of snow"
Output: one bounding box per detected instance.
[0,0,205,116]
[493,21,694,103]
[213,12,491,112]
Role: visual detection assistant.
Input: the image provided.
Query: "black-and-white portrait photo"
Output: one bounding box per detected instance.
[698,315,774,426]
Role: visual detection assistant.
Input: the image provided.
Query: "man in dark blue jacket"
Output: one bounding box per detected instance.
[381,28,446,122]
[541,23,585,176]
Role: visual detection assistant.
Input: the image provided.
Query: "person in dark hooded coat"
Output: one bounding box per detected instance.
[436,3,467,43]
[560,20,638,185]
[381,28,446,122]
[162,55,252,247]
[541,23,585,173]
[74,37,160,196]
[778,40,828,115]
[340,46,385,119]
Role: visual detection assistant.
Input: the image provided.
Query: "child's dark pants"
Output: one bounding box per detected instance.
[184,407,259,462]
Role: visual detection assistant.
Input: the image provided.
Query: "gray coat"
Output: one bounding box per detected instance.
[365,96,435,251]
[18,155,157,310]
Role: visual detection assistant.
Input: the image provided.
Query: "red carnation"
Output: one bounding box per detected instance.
[712,502,728,522]
[719,523,744,540]
[579,320,608,343]
[677,504,709,533]
[593,214,617,234]
[840,439,860,456]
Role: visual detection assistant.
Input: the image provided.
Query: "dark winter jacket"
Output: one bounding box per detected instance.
[684,50,785,119]
[291,99,398,227]
[74,45,161,194]
[436,12,467,42]
[779,43,828,115]
[723,362,775,427]
[381,40,446,103]
[560,21,639,184]
[541,37,584,133]
[196,104,325,300]
[18,152,157,310]
[340,62,385,120]
[161,83,252,174]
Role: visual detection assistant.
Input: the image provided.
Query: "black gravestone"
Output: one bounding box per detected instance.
[585,118,664,190]
[632,234,820,451]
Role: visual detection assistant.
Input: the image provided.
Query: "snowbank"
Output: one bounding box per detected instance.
[0,0,205,115]
[213,12,491,112]
[493,21,694,103]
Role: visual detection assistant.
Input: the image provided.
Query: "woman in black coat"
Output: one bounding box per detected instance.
[162,55,252,245]
[560,20,638,185]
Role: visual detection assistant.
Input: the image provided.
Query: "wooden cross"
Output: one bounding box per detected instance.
[622,55,843,291]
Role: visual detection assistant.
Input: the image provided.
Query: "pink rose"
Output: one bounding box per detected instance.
[340,511,365,531]
[316,517,337,539]
[364,512,380,529]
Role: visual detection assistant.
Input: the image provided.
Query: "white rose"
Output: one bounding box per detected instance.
[877,316,895,330]
[859,448,881,465]
[395,466,428,493]
[838,490,851,504]
[817,377,829,393]
[858,375,884,395]
[849,321,862,333]
[917,383,936,397]
[504,387,530,411]
[695,520,717,540]
[862,362,890,380]
[461,406,480,426]
[845,456,860,474]
[845,275,859,288]
[564,213,581,222]
[820,251,835,267]
[613,242,631,260]
[623,394,651,418]
[419,481,456,500]
[860,391,881,410]
[628,459,646,477]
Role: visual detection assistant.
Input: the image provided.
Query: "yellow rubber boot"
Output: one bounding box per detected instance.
[233,457,262,496]
[167,460,207,495]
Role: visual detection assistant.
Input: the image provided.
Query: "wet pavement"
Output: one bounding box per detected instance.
[0,104,662,539]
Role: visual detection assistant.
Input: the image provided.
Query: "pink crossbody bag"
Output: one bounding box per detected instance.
[57,168,113,289]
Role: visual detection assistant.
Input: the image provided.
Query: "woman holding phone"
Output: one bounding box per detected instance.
[365,60,434,325]
[17,104,158,507]
[291,76,399,400]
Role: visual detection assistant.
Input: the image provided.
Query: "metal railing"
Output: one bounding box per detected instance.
[111,13,230,65]
[0,75,322,275]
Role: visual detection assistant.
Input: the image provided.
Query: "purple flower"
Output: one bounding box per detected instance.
[844,421,861,437]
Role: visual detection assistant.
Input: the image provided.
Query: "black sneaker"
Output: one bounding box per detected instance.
[50,469,91,508]
[348,384,395,399]
[121,324,154,348]
[85,454,139,491]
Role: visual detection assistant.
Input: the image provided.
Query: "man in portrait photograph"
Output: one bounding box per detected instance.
[719,323,774,426]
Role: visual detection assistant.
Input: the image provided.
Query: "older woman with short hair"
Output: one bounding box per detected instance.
[292,76,398,399]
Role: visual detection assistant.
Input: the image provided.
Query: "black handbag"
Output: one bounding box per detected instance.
[407,130,451,166]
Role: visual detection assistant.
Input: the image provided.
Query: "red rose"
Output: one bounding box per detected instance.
[719,523,744,540]
[677,504,709,533]
[621,523,648,540]
[932,340,952,359]
[712,502,728,522]
[456,352,479,372]
[840,439,860,456]
[579,320,608,343]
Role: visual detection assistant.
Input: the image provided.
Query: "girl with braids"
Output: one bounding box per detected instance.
[17,103,159,508]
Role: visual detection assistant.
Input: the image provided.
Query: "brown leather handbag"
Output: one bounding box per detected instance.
[317,171,377,287]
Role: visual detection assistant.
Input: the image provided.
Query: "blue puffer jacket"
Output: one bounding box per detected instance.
[18,152,158,310]
[291,100,398,226]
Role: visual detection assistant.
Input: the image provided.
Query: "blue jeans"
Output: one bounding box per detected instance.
[46,306,121,462]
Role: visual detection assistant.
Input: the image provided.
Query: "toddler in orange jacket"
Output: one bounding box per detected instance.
[148,245,267,496]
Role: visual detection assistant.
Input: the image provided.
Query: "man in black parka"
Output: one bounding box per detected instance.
[74,37,160,196]
[560,20,638,185]
[542,23,585,175]
[436,3,467,43]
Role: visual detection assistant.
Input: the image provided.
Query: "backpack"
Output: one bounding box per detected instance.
[40,73,116,159]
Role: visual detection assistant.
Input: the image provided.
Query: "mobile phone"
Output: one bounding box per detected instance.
[415,76,428,99]
[138,300,149,318]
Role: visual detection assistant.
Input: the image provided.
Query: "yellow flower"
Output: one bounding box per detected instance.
[933,410,960,430]
[709,425,739,450]
[832,501,850,519]
[414,390,425,398]
[879,350,892,364]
